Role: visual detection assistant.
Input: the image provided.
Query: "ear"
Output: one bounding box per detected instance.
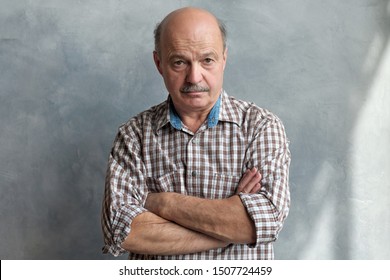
[222,48,228,71]
[153,51,163,75]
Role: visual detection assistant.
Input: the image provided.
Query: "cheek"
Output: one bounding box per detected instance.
[166,74,183,89]
[207,69,224,87]
[163,70,182,87]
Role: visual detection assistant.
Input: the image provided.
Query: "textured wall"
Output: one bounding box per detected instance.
[1,0,389,259]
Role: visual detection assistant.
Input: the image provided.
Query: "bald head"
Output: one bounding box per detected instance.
[154,7,227,57]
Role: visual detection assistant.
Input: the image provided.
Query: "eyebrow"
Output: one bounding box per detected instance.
[200,51,219,59]
[168,51,219,61]
[168,54,187,61]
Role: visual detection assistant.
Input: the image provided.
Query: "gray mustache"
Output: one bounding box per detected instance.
[180,84,210,93]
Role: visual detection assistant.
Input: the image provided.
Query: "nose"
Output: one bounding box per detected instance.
[186,64,203,84]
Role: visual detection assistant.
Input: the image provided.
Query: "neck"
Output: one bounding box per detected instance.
[177,110,210,133]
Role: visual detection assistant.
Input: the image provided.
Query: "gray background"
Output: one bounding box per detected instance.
[1,0,389,260]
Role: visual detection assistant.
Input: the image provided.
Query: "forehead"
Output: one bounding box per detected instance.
[167,33,222,53]
[160,13,224,54]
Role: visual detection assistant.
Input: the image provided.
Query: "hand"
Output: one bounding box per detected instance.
[145,192,160,213]
[236,167,262,194]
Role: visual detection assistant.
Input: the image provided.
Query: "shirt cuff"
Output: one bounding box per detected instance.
[103,205,148,257]
[239,193,279,248]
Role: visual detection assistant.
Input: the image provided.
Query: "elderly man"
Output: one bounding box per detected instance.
[102,7,290,260]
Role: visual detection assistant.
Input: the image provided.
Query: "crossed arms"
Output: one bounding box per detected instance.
[121,168,262,255]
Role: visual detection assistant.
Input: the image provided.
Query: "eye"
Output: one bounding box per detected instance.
[173,60,186,67]
[204,58,214,64]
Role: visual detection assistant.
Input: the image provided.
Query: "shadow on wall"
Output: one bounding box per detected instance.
[273,0,390,259]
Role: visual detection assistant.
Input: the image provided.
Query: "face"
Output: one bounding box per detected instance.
[153,10,227,116]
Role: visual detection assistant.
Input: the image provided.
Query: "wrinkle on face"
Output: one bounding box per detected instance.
[153,7,227,128]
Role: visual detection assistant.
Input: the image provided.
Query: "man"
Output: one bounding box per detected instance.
[102,7,290,260]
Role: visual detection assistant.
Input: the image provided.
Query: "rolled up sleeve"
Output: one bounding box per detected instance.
[101,126,149,256]
[240,114,291,247]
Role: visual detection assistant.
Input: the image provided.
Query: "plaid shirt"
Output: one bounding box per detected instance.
[102,91,291,259]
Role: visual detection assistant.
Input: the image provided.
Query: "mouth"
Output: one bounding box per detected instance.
[181,90,207,95]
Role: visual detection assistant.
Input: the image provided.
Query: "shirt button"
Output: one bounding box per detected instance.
[191,171,197,177]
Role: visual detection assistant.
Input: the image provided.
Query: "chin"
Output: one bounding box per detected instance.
[186,99,212,110]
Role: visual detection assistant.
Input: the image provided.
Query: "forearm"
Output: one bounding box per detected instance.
[145,193,256,244]
[121,211,228,255]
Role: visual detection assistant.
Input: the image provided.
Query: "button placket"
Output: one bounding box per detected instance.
[187,134,200,186]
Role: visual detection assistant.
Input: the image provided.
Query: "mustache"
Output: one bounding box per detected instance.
[180,84,210,93]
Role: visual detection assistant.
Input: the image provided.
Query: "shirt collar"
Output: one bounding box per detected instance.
[154,90,241,133]
[218,91,242,126]
[168,98,183,130]
[168,93,222,130]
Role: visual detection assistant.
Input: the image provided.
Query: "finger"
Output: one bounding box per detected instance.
[248,183,261,194]
[236,168,257,193]
[242,172,261,193]
[240,171,261,194]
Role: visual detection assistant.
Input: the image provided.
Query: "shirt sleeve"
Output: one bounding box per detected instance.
[101,124,149,256]
[239,111,291,247]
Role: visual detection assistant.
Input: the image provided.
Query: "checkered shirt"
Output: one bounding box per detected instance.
[102,91,291,259]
